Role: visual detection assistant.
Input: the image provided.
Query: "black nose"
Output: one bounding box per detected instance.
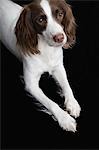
[53,33,64,43]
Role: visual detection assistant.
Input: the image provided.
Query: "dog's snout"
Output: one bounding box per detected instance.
[53,33,64,43]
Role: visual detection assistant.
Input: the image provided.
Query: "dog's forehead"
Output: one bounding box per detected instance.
[40,0,52,18]
[31,0,66,14]
[40,0,66,17]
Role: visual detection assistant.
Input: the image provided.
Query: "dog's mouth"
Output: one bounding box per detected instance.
[49,35,67,47]
[40,32,67,48]
[48,41,64,47]
[44,36,67,47]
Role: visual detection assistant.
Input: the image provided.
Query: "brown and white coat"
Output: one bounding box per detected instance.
[0,0,81,132]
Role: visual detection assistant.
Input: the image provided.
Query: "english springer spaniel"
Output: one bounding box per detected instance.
[0,0,81,132]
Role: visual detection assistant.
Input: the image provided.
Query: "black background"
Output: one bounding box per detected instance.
[1,0,99,149]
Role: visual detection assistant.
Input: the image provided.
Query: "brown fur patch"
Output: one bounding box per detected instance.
[15,1,47,55]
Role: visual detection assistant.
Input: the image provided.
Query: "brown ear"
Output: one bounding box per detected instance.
[62,4,76,49]
[15,6,40,55]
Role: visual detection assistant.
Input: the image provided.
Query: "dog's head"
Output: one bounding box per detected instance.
[15,0,76,55]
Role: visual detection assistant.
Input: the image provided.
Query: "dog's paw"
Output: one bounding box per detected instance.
[58,110,76,132]
[65,98,81,118]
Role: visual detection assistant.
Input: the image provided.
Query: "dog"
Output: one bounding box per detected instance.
[0,0,81,132]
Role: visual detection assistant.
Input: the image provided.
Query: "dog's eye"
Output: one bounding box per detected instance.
[39,18,43,23]
[37,15,47,24]
[58,12,64,17]
[56,9,64,21]
[57,11,64,18]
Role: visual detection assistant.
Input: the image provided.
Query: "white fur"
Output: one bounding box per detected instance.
[0,0,81,132]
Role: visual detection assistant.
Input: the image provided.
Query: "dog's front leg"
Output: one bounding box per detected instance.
[53,64,81,118]
[23,66,76,132]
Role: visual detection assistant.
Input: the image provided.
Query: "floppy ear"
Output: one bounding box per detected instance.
[15,6,40,55]
[62,4,76,49]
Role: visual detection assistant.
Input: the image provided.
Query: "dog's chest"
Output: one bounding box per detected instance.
[37,38,63,67]
[24,39,63,75]
[38,43,63,68]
